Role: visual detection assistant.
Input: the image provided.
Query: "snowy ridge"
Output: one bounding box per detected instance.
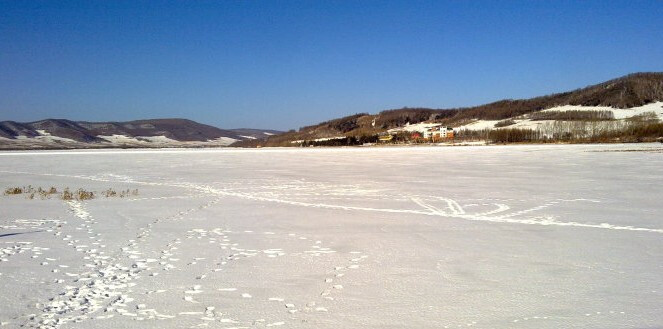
[0,119,281,149]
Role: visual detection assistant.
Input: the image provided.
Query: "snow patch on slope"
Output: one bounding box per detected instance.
[98,134,142,143]
[208,137,239,145]
[541,101,663,119]
[455,120,501,131]
[455,102,663,131]
[23,130,78,143]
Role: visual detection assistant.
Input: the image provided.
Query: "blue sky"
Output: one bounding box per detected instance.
[1,1,662,130]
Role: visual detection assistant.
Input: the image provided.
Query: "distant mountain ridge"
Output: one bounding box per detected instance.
[3,72,662,149]
[240,72,663,147]
[0,118,282,149]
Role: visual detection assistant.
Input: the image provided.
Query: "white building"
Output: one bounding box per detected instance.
[387,122,442,138]
[387,123,454,139]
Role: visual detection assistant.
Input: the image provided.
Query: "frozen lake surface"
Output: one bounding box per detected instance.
[1,144,662,328]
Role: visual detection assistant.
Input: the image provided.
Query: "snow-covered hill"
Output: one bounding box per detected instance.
[0,119,282,150]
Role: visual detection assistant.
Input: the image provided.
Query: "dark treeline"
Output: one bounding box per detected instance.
[529,110,614,121]
[494,119,516,127]
[373,108,458,129]
[300,135,378,147]
[300,113,369,133]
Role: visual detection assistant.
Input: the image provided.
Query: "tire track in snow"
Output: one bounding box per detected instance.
[2,170,661,234]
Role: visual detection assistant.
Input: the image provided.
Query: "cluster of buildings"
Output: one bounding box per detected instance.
[379,123,455,142]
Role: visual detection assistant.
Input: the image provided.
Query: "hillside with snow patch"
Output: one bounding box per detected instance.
[0,119,282,150]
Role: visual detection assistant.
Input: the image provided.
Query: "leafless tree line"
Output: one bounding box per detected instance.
[528,110,614,121]
[456,112,662,142]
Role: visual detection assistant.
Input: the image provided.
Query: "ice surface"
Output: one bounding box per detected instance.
[0,144,661,328]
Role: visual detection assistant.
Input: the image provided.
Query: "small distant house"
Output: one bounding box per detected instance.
[432,126,454,140]
[387,122,441,138]
[378,133,393,142]
[387,123,455,141]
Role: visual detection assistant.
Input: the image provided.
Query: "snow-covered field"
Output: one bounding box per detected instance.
[0,144,662,328]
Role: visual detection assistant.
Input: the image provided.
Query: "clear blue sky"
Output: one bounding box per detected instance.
[1,1,662,130]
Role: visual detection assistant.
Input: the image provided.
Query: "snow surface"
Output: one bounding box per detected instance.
[0,144,662,328]
[455,120,501,131]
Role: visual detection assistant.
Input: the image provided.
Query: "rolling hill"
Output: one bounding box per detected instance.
[0,118,281,150]
[238,72,663,147]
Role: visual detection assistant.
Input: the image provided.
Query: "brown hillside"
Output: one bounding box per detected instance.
[241,72,663,147]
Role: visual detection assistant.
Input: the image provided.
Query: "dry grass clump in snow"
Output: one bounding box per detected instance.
[2,186,138,200]
[3,187,24,195]
[61,188,95,201]
[101,188,139,198]
[36,186,58,199]
[3,185,59,199]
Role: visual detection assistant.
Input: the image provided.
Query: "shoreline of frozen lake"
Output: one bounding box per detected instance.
[1,143,661,328]
[0,141,662,153]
